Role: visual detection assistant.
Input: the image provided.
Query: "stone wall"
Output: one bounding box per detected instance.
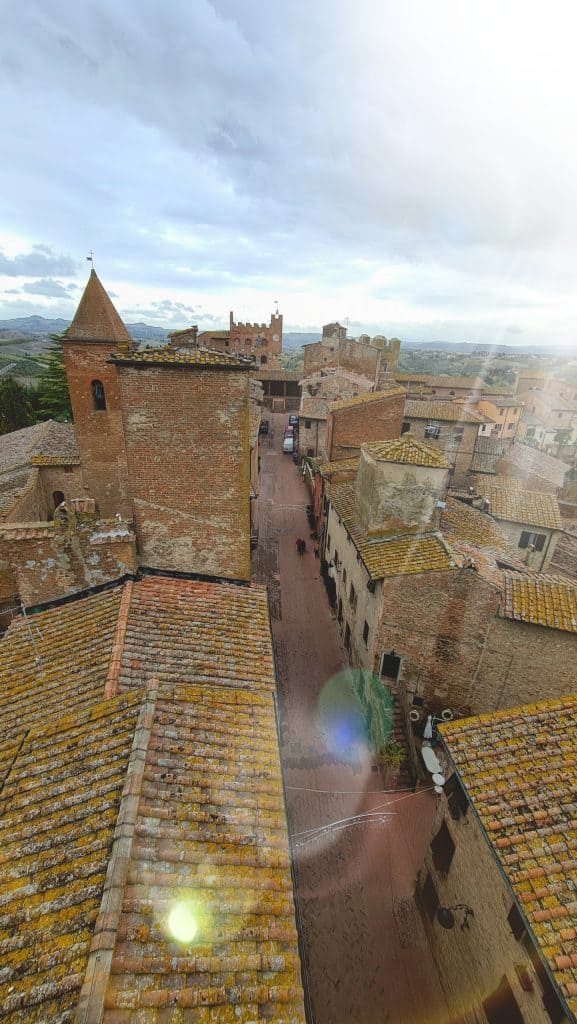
[417,788,560,1024]
[298,418,326,459]
[325,392,404,462]
[469,615,577,714]
[1,500,136,606]
[373,568,500,715]
[493,520,559,571]
[118,365,251,580]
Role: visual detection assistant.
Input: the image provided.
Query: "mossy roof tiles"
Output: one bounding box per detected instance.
[118,576,275,693]
[328,481,454,579]
[102,683,305,1023]
[441,696,577,1019]
[0,587,123,744]
[0,692,141,1024]
[488,486,562,530]
[362,438,452,468]
[404,399,489,423]
[112,348,252,368]
[501,572,577,632]
[329,386,405,412]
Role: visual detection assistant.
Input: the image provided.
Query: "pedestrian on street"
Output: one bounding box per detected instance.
[296,538,302,554]
[301,538,307,554]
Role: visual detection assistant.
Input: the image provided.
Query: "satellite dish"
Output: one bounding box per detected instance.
[434,785,443,795]
[441,709,454,721]
[432,773,445,786]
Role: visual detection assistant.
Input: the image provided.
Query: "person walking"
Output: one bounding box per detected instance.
[296,538,302,555]
[300,538,307,554]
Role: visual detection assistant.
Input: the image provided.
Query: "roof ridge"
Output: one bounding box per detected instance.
[103,580,134,699]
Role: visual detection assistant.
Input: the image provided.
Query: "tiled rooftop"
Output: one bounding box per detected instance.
[299,395,329,420]
[501,572,577,632]
[395,373,491,390]
[318,456,359,479]
[329,386,405,412]
[362,438,452,468]
[442,498,518,557]
[0,421,49,475]
[469,436,506,474]
[0,691,142,1023]
[112,347,253,369]
[487,486,563,530]
[117,576,275,694]
[101,684,305,1023]
[404,399,489,423]
[500,442,569,489]
[0,575,303,1022]
[27,421,79,464]
[440,696,577,1018]
[329,480,454,580]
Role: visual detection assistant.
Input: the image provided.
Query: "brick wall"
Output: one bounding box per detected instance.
[6,469,45,522]
[373,569,500,715]
[469,616,577,714]
[325,392,405,461]
[61,340,133,518]
[118,365,251,580]
[37,464,86,515]
[417,790,555,1024]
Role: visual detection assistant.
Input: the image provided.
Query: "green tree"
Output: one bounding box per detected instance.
[0,377,34,434]
[36,335,72,422]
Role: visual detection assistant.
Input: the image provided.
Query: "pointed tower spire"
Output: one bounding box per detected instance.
[65,270,132,350]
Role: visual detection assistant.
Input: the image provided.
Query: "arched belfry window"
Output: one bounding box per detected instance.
[92,379,106,411]
[260,355,268,365]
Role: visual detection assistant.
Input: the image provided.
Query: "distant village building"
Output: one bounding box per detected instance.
[401,400,491,486]
[298,385,405,460]
[394,373,504,401]
[418,695,577,1024]
[473,394,525,440]
[303,327,400,382]
[198,310,283,368]
[470,479,563,571]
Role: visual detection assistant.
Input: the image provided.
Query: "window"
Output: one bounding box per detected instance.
[449,389,455,396]
[305,419,312,429]
[64,465,73,474]
[91,379,106,411]
[334,550,339,568]
[342,568,347,586]
[225,339,229,346]
[421,872,439,921]
[452,427,464,442]
[482,976,524,1024]
[260,355,267,364]
[401,420,411,435]
[518,531,546,552]
[344,623,351,649]
[425,423,440,439]
[52,490,65,510]
[363,621,369,644]
[430,820,455,876]
[307,447,314,456]
[445,773,469,821]
[327,535,331,552]
[526,427,535,438]
[507,903,527,941]
[380,652,401,680]
[337,598,343,624]
[349,582,356,606]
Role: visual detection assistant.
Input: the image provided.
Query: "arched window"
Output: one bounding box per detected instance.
[53,490,65,510]
[91,379,106,411]
[260,355,268,365]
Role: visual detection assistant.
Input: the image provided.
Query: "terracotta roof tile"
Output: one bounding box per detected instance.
[28,421,79,464]
[441,696,577,1019]
[404,399,489,423]
[0,422,50,475]
[396,373,491,389]
[318,456,359,479]
[329,386,405,412]
[118,576,275,693]
[64,270,132,345]
[442,498,518,556]
[329,481,454,579]
[102,684,305,1023]
[112,347,253,369]
[0,692,142,1023]
[500,443,569,489]
[362,438,452,468]
[501,572,577,632]
[488,487,562,530]
[299,395,329,419]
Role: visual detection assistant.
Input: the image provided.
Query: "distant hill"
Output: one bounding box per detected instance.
[0,316,170,343]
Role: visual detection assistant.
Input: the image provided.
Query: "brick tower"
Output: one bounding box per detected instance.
[61,270,133,518]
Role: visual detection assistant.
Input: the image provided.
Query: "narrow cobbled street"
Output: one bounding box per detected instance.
[253,412,450,1024]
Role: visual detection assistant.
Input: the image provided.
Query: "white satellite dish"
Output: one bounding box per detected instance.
[432,773,446,786]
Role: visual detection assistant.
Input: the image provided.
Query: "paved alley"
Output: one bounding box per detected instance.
[253,413,450,1024]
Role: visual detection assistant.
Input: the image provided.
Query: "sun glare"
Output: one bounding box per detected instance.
[167,902,198,944]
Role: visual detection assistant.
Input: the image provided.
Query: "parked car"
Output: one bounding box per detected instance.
[259,419,269,435]
[284,424,294,437]
[282,435,295,454]
[288,414,298,426]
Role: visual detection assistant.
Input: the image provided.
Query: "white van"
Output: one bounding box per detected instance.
[282,435,294,454]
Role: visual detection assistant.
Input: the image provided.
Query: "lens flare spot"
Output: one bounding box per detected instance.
[167,902,198,943]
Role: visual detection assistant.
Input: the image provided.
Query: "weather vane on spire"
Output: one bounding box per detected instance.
[86,250,94,265]
[274,299,279,315]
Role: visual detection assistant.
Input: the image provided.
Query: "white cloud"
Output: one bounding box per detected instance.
[0,1,576,346]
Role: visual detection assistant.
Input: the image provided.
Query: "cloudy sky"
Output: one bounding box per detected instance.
[1,0,577,346]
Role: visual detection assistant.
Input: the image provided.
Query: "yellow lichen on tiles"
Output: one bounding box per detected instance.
[362,438,452,468]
